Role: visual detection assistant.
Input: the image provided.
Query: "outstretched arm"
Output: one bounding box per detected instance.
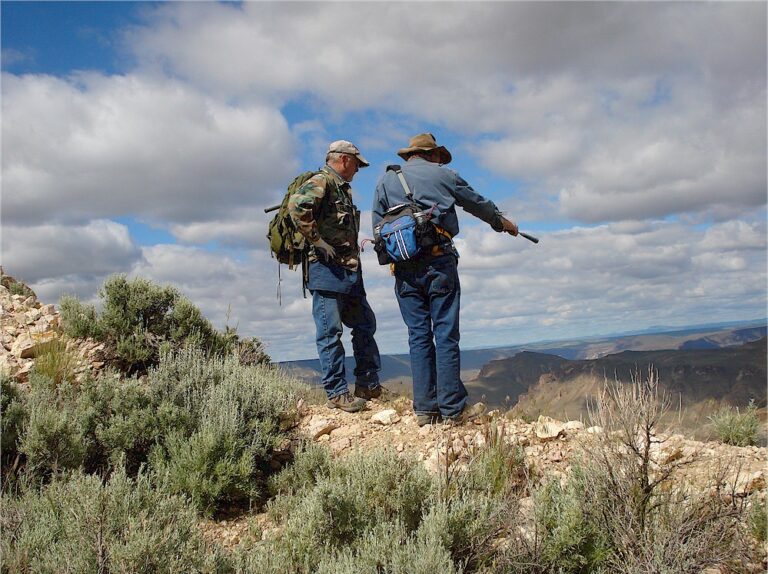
[452,171,514,233]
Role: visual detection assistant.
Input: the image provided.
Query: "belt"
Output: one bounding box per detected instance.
[389,225,455,274]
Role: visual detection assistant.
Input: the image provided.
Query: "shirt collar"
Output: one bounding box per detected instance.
[323,164,350,185]
[406,156,432,165]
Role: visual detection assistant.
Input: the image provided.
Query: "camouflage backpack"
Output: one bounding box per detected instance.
[266,171,316,269]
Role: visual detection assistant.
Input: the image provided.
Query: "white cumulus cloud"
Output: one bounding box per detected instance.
[2,72,297,227]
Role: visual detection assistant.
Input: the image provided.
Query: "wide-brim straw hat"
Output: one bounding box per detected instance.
[397,133,452,164]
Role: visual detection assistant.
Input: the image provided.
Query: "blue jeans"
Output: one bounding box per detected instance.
[394,254,467,418]
[312,290,381,399]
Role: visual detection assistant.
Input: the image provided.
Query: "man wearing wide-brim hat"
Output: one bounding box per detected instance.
[372,133,518,426]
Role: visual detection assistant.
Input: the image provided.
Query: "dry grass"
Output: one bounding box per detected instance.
[32,338,79,386]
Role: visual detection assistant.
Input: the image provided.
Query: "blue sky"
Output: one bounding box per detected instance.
[2,1,766,361]
[2,2,141,75]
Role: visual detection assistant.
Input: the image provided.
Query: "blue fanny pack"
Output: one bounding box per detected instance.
[373,166,439,265]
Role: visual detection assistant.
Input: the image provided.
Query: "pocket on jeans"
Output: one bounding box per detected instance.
[396,276,418,298]
[428,265,456,296]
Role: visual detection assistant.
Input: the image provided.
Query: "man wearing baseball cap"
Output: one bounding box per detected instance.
[288,140,381,413]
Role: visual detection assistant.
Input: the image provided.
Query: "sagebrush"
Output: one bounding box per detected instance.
[2,314,762,574]
[235,437,524,574]
[59,274,269,375]
[6,349,305,515]
[1,468,227,574]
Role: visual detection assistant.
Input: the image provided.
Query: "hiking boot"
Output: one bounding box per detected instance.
[443,402,486,427]
[353,385,382,400]
[416,413,442,427]
[327,392,367,413]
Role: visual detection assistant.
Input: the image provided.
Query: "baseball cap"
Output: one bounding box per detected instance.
[327,140,369,167]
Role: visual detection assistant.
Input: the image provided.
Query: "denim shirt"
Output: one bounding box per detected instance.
[371,157,504,237]
[307,259,366,296]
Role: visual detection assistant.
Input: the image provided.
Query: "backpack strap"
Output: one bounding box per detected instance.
[385,166,455,258]
[386,164,414,201]
[315,166,345,220]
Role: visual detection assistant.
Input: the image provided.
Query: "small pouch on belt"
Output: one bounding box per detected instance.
[430,225,454,256]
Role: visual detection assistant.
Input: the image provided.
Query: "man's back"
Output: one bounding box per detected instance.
[373,157,502,238]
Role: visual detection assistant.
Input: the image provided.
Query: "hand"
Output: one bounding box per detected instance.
[500,216,518,236]
[312,237,337,260]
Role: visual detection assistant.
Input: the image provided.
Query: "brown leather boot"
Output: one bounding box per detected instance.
[416,413,442,427]
[353,385,382,400]
[443,402,486,427]
[327,392,367,413]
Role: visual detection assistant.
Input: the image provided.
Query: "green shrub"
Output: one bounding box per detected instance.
[87,376,160,475]
[242,442,522,573]
[1,375,27,482]
[499,372,750,573]
[534,471,610,572]
[149,349,304,514]
[749,496,767,544]
[149,348,298,432]
[153,425,258,515]
[0,468,227,573]
[60,274,271,375]
[422,493,512,572]
[567,372,746,572]
[246,449,433,572]
[101,275,204,373]
[709,400,760,446]
[267,440,332,498]
[18,373,160,482]
[503,456,745,574]
[19,375,93,481]
[16,348,302,516]
[294,448,432,536]
[234,520,459,574]
[59,295,101,339]
[430,426,525,571]
[315,521,458,574]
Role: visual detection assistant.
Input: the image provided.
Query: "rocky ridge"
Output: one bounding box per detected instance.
[291,395,766,492]
[200,392,767,567]
[0,272,106,383]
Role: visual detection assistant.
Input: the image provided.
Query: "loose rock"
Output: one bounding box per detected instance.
[371,409,401,425]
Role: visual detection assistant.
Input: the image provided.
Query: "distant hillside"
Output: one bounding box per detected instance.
[512,324,767,360]
[463,351,570,410]
[678,327,767,350]
[467,338,767,439]
[280,321,767,386]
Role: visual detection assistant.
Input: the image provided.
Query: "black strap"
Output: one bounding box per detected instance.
[386,164,414,201]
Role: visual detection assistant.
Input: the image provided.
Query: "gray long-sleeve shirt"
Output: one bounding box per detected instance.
[371,157,504,237]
